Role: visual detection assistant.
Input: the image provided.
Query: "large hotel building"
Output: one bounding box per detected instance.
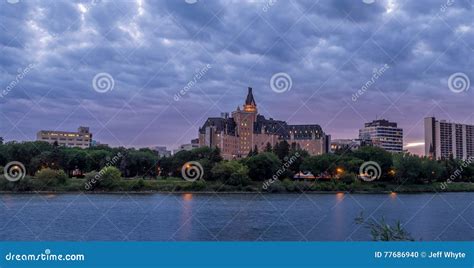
[198,87,330,159]
[424,117,474,160]
[359,119,403,153]
[36,126,92,149]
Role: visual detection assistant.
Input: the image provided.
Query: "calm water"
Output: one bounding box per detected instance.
[0,193,472,241]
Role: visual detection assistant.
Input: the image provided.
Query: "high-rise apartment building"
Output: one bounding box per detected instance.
[424,117,474,160]
[36,126,92,149]
[359,119,403,153]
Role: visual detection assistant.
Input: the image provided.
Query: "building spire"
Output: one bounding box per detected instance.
[245,87,256,107]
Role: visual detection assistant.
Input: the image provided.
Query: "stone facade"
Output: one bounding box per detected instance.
[199,87,330,159]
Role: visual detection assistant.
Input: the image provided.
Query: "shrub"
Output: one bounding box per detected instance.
[35,168,68,185]
[98,166,122,189]
[85,167,122,190]
[340,173,356,184]
[0,175,34,191]
[263,180,285,193]
[131,179,146,191]
[211,161,250,186]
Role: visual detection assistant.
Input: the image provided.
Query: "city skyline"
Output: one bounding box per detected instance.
[1,0,473,156]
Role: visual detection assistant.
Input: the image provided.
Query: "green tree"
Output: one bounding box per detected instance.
[211,160,250,186]
[244,152,281,181]
[273,140,290,160]
[264,142,272,152]
[392,153,422,184]
[352,146,393,179]
[301,154,339,176]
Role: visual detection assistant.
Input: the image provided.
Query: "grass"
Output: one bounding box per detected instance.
[1,176,474,193]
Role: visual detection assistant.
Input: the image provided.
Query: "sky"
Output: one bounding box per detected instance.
[0,0,473,155]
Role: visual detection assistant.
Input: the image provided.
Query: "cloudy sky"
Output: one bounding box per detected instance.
[1,0,473,154]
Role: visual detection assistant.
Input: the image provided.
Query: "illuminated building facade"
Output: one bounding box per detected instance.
[199,87,330,159]
[36,126,92,149]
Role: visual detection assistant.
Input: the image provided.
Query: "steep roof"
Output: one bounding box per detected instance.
[245,87,256,106]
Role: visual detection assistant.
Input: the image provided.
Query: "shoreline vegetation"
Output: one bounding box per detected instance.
[1,141,474,194]
[1,177,474,194]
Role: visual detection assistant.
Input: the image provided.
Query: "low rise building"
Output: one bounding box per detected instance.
[36,126,92,149]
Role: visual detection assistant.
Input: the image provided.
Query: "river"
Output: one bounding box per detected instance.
[0,193,472,241]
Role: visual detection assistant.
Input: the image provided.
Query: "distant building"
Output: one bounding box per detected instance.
[153,146,172,157]
[36,126,92,149]
[330,138,372,152]
[91,140,108,147]
[198,87,330,159]
[173,142,200,155]
[359,119,403,153]
[424,117,474,160]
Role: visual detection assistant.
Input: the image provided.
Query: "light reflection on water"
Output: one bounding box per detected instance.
[0,192,472,241]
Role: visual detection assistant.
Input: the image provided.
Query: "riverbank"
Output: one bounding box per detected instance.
[1,177,473,193]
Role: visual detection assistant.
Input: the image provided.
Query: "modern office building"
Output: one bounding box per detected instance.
[359,119,403,153]
[424,117,474,160]
[198,87,330,160]
[36,126,92,149]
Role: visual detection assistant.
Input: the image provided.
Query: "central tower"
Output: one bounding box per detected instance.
[243,87,257,113]
[232,87,258,156]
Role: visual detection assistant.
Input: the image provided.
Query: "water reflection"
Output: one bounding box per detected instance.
[178,193,193,240]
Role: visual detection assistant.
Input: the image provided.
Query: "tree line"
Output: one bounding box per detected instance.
[1,140,473,187]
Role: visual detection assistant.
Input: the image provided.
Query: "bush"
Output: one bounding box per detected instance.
[211,161,250,186]
[35,168,68,185]
[85,167,122,190]
[263,180,285,193]
[131,179,146,190]
[0,175,34,191]
[340,173,356,184]
[98,166,122,189]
